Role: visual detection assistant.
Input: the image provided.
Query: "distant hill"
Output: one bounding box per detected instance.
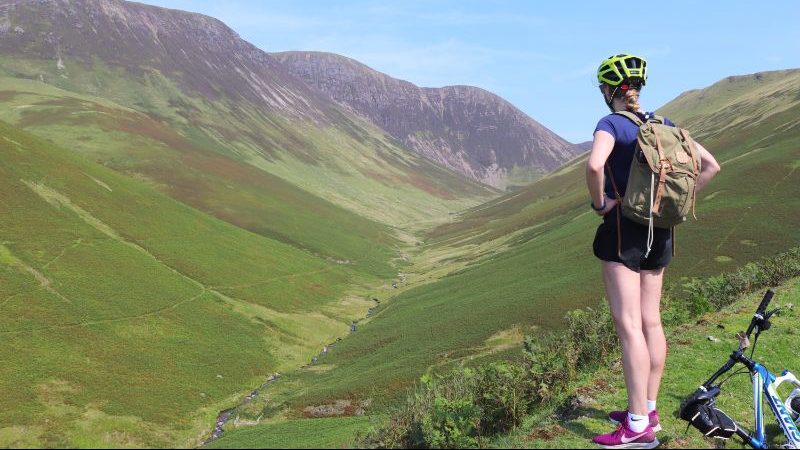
[273,51,584,189]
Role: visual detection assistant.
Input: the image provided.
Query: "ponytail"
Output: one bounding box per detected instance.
[623,88,641,112]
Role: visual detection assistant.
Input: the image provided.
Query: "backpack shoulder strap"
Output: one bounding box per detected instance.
[613,110,645,127]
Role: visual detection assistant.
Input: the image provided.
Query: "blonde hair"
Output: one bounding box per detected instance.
[624,88,641,112]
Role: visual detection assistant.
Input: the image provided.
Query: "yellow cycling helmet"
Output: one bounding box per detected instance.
[597,53,647,87]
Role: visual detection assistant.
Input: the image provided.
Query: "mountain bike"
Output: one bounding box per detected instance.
[680,290,800,449]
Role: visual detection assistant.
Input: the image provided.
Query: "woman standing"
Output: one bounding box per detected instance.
[586,54,721,449]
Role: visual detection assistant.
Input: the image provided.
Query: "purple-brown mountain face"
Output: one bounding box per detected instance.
[273,51,584,189]
[0,0,332,119]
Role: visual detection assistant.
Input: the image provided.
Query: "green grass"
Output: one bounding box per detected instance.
[0,121,390,448]
[496,277,800,449]
[0,38,797,450]
[205,416,376,449]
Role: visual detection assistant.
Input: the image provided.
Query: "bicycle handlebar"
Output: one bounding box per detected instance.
[702,290,774,388]
[756,289,774,316]
[746,290,774,338]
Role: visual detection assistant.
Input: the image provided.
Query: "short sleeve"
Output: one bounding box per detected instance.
[595,116,617,139]
[664,117,676,127]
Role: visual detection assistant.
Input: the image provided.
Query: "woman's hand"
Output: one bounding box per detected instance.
[594,196,618,216]
[592,196,619,217]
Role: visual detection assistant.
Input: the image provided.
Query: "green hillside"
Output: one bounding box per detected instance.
[215,70,800,445]
[0,57,495,232]
[0,71,493,277]
[0,120,395,448]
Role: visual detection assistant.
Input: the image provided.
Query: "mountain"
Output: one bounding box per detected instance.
[218,69,800,444]
[0,0,495,231]
[273,51,584,189]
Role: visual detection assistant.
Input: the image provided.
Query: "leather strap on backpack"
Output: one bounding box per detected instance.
[605,163,623,259]
[650,123,669,214]
[672,227,676,257]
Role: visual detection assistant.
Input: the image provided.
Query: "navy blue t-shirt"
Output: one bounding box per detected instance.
[595,112,675,199]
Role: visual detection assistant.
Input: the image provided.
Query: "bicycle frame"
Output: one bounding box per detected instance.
[737,363,800,449]
[746,366,800,449]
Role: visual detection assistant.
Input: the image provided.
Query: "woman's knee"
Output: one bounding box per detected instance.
[642,314,663,331]
[612,314,644,340]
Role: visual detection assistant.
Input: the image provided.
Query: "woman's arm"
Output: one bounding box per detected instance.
[586,130,617,215]
[694,141,721,192]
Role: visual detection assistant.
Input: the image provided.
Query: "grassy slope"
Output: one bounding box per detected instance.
[498,277,800,449]
[0,44,496,449]
[0,76,401,278]
[214,70,800,445]
[0,57,495,231]
[0,120,389,448]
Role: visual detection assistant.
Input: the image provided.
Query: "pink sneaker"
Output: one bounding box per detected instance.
[592,419,659,449]
[609,409,661,432]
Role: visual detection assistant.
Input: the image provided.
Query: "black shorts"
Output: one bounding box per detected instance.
[593,206,673,272]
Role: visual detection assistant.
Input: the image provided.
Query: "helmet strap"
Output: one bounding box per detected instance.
[605,85,621,112]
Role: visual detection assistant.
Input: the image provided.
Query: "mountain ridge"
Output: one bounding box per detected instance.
[272,50,584,189]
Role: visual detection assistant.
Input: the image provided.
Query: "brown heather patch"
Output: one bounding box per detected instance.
[405,171,455,200]
[98,107,199,155]
[0,90,21,102]
[526,424,567,441]
[359,166,455,200]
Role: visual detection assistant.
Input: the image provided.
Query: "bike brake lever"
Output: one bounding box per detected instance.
[737,332,750,350]
[765,307,781,320]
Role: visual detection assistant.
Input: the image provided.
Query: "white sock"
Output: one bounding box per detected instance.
[647,400,657,413]
[628,412,648,433]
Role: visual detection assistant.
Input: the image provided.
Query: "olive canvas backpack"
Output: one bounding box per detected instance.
[606,111,702,257]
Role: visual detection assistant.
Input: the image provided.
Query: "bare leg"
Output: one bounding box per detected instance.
[641,268,667,404]
[603,261,649,416]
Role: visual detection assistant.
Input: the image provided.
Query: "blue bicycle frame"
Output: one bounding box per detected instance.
[747,365,800,449]
[684,291,800,449]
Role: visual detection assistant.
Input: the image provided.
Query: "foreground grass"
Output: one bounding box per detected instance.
[499,277,800,449]
[206,417,376,449]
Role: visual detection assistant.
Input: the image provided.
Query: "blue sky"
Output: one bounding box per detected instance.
[142,0,800,143]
